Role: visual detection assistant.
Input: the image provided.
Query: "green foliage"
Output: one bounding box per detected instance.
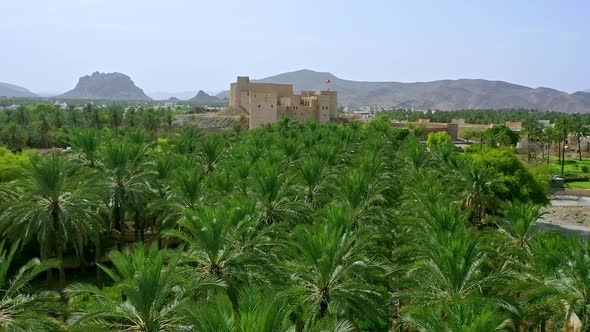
[0,147,35,182]
[482,124,520,147]
[0,103,579,331]
[469,147,548,204]
[0,240,63,330]
[426,131,453,148]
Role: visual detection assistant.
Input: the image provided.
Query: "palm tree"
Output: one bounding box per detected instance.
[554,118,572,174]
[199,136,225,173]
[149,165,206,237]
[182,286,291,332]
[520,236,590,331]
[495,200,545,256]
[101,142,153,248]
[68,128,103,167]
[522,120,543,161]
[0,154,102,292]
[165,201,272,314]
[296,155,330,206]
[399,204,508,330]
[0,240,63,331]
[108,105,123,134]
[571,122,588,161]
[403,302,509,332]
[171,126,203,154]
[249,160,307,225]
[66,244,223,331]
[284,219,385,328]
[455,157,505,224]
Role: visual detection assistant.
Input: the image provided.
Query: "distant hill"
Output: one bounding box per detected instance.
[190,90,221,104]
[148,91,197,100]
[58,72,151,101]
[0,82,38,98]
[585,89,590,93]
[218,69,590,113]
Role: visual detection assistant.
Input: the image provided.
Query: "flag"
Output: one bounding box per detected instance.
[324,79,331,84]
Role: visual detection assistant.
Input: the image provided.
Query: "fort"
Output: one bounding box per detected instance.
[228,76,337,129]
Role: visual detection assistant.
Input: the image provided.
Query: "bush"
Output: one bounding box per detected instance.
[0,147,36,182]
[426,131,453,148]
[582,165,589,173]
[470,147,549,204]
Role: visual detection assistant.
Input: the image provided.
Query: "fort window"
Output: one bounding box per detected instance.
[258,105,261,108]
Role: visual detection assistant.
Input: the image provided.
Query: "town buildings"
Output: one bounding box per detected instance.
[228,76,337,129]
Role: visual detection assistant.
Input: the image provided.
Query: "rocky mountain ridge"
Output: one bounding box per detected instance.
[58,72,151,101]
[216,69,590,113]
[190,90,221,104]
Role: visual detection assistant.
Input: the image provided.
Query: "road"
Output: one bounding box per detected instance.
[535,195,590,238]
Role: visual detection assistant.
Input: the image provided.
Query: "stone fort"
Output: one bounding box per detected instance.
[229,76,337,129]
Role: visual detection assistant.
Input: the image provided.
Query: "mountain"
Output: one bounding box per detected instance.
[221,69,590,113]
[190,90,221,103]
[0,82,38,98]
[148,91,197,100]
[58,72,151,101]
[585,89,590,93]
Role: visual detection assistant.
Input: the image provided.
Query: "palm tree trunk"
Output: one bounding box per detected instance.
[43,249,54,290]
[348,310,360,332]
[561,137,566,175]
[579,137,583,161]
[95,235,103,289]
[115,203,126,250]
[526,134,531,161]
[134,218,140,242]
[57,242,66,299]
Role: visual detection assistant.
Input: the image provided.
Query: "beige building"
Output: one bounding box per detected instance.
[229,76,337,129]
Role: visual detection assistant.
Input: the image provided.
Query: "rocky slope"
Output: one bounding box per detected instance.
[190,90,221,104]
[217,69,590,113]
[0,82,38,98]
[58,72,151,101]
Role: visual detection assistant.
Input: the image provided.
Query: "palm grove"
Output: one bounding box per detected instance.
[0,102,588,331]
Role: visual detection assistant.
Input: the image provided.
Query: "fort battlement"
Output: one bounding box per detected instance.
[228,76,337,129]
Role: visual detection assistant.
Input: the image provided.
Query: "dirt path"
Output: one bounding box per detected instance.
[537,193,590,236]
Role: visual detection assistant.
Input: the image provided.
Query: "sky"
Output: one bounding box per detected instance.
[1,0,588,95]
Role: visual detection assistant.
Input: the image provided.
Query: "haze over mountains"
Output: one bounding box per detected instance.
[0,82,38,98]
[189,90,221,103]
[58,72,151,101]
[2,70,590,113]
[218,69,590,113]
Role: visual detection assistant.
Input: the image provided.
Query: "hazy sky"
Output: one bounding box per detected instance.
[1,0,588,94]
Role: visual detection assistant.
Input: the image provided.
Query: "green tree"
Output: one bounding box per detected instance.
[455,157,506,224]
[426,131,453,148]
[165,202,272,315]
[182,287,290,332]
[554,118,572,174]
[0,154,102,292]
[108,105,123,134]
[101,142,153,248]
[285,217,384,328]
[0,240,63,331]
[67,244,222,331]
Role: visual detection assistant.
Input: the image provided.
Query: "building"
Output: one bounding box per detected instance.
[343,110,374,122]
[390,119,459,140]
[228,76,337,129]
